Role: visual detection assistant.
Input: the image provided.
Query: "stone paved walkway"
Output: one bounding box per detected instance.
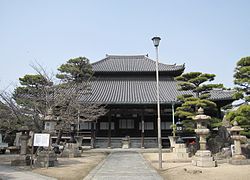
[84,151,163,180]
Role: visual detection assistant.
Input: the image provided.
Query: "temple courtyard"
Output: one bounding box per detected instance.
[0,150,250,180]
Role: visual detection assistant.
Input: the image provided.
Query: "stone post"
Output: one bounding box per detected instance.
[192,107,216,167]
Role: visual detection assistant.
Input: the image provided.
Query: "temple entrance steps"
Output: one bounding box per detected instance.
[94,137,159,148]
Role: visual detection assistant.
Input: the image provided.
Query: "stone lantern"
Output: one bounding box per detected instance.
[192,107,216,167]
[18,125,30,155]
[172,119,189,160]
[229,121,246,160]
[176,119,184,144]
[43,108,57,134]
[11,125,31,166]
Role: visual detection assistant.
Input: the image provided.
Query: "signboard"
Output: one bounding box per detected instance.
[33,133,50,147]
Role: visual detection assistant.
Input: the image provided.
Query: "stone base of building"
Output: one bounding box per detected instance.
[172,143,190,159]
[11,155,31,166]
[61,143,81,158]
[192,150,217,167]
[35,150,57,168]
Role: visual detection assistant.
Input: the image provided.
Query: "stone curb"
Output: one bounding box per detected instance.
[138,152,164,179]
[83,152,112,180]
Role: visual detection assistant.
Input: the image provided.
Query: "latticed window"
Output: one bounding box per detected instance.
[119,119,134,129]
[139,122,154,130]
[80,122,92,130]
[161,122,172,130]
[100,122,114,130]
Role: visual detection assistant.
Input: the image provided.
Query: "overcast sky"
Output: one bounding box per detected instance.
[0,0,249,91]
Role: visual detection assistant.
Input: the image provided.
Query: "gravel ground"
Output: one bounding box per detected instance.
[143,153,250,180]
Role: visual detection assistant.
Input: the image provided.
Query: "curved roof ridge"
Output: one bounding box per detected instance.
[91,54,147,66]
[144,56,185,69]
[92,54,185,73]
[92,56,108,65]
[106,54,147,58]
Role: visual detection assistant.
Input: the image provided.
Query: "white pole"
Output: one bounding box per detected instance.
[172,102,175,137]
[155,45,162,169]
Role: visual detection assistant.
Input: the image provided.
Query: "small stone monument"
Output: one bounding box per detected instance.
[122,136,130,149]
[192,107,217,167]
[11,126,31,166]
[229,121,248,165]
[61,123,81,157]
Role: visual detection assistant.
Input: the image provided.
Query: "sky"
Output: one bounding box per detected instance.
[0,0,249,92]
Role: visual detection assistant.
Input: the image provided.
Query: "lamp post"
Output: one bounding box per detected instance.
[152,36,162,169]
[172,101,175,137]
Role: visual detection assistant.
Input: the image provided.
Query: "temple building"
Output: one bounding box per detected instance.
[78,54,233,148]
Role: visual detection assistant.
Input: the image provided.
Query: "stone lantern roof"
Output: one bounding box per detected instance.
[18,125,29,132]
[44,108,55,121]
[230,121,244,132]
[193,107,211,121]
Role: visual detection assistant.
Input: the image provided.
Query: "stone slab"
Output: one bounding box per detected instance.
[192,159,217,167]
[229,159,250,165]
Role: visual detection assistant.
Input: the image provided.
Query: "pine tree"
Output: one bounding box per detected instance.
[175,72,224,132]
[226,56,250,137]
[13,74,53,131]
[233,56,250,102]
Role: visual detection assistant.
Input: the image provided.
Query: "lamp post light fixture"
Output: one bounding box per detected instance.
[152,36,162,169]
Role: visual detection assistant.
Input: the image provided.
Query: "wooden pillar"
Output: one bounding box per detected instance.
[91,122,95,148]
[108,113,111,148]
[141,110,145,148]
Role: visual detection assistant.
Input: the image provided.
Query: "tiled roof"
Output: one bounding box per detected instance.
[79,77,233,104]
[92,55,185,73]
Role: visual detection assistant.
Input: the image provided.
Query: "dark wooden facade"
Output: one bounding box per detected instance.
[77,55,234,148]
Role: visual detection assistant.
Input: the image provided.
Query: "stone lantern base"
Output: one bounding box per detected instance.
[61,143,81,158]
[232,154,246,160]
[11,155,31,166]
[35,150,57,168]
[192,150,217,167]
